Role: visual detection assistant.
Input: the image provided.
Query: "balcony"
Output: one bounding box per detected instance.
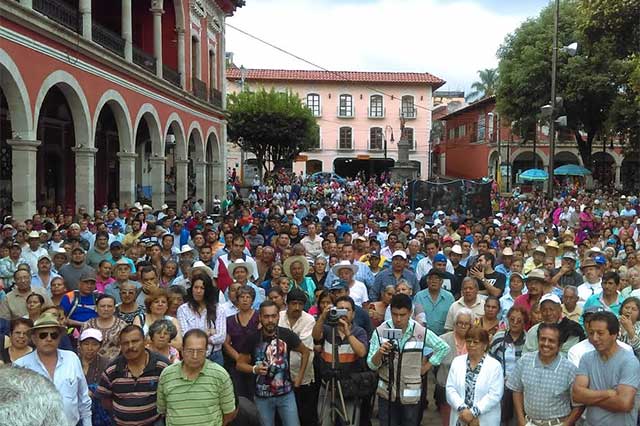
[92,22,125,57]
[132,46,156,74]
[33,0,79,33]
[192,77,207,102]
[209,88,223,108]
[163,65,181,88]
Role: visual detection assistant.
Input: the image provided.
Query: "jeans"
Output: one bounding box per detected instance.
[377,398,420,426]
[208,349,224,366]
[255,392,301,426]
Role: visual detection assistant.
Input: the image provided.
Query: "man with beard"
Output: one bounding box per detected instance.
[98,325,169,425]
[237,300,310,426]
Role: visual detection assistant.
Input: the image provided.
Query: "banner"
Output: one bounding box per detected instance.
[408,178,493,219]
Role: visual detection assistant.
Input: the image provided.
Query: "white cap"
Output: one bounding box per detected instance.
[179,245,194,254]
[79,328,103,342]
[540,293,562,305]
[450,245,463,255]
[391,250,407,259]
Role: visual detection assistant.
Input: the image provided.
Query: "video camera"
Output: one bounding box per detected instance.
[326,307,349,326]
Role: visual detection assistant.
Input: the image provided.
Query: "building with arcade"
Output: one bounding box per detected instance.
[0,0,243,220]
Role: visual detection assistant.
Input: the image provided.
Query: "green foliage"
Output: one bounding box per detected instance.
[226,88,319,175]
[466,68,499,102]
[496,0,640,167]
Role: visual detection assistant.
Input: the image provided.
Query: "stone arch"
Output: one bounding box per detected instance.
[165,113,187,159]
[554,150,581,167]
[187,121,205,161]
[133,103,163,155]
[172,0,186,31]
[187,121,205,201]
[205,126,223,207]
[205,126,221,162]
[487,149,500,179]
[164,113,187,208]
[93,89,133,153]
[510,148,548,168]
[0,48,33,139]
[34,70,91,147]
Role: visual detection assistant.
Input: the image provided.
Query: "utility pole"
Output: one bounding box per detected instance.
[547,0,559,199]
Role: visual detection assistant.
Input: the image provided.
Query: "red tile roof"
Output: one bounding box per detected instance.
[226,68,446,88]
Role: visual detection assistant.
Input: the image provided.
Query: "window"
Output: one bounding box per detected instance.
[339,94,353,117]
[401,95,416,118]
[311,126,321,149]
[339,127,352,149]
[458,125,466,138]
[306,93,321,117]
[370,127,383,150]
[369,95,384,118]
[448,128,455,140]
[402,127,414,150]
[488,113,495,141]
[477,114,486,142]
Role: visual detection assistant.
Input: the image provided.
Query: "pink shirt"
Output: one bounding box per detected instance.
[96,277,115,294]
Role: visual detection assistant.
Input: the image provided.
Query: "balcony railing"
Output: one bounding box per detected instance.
[132,46,156,74]
[192,77,207,101]
[163,65,181,87]
[33,0,80,33]
[92,22,125,57]
[209,88,223,108]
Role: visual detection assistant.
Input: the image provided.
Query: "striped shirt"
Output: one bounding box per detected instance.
[97,350,169,426]
[157,360,236,426]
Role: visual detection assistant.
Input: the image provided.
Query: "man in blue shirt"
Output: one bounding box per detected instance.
[60,270,98,331]
[414,269,455,336]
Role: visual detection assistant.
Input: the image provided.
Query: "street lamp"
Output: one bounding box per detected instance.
[240,65,247,91]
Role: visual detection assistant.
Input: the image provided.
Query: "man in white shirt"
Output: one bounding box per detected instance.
[300,223,323,259]
[14,312,91,426]
[576,258,603,306]
[331,261,369,307]
[21,231,49,274]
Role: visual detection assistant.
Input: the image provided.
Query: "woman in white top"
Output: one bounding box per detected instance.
[446,326,503,426]
[177,274,226,365]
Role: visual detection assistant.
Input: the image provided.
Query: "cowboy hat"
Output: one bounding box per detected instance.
[330,260,358,276]
[31,312,65,331]
[191,261,215,280]
[227,258,254,278]
[283,255,311,279]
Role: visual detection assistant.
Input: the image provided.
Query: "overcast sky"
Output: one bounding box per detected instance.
[226,0,550,93]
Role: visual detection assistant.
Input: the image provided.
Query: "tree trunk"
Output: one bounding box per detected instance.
[575,130,593,169]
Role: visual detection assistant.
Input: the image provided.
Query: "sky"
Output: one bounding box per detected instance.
[226,0,550,93]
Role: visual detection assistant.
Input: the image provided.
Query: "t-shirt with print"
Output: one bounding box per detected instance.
[478,271,506,295]
[241,327,301,398]
[577,347,640,426]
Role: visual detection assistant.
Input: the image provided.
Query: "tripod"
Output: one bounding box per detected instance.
[319,325,355,426]
[385,339,398,426]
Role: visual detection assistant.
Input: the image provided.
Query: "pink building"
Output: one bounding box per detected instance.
[226,68,445,179]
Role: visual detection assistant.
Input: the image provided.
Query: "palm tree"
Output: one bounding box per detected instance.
[466,68,499,102]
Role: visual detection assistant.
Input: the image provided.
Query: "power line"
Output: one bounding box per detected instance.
[226,23,437,113]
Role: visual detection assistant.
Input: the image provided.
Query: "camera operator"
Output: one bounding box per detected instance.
[312,295,369,426]
[367,293,450,426]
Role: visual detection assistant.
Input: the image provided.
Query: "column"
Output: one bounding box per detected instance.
[195,160,208,204]
[121,0,132,61]
[117,152,137,207]
[79,0,92,40]
[150,2,164,78]
[7,139,40,221]
[210,160,224,204]
[174,159,189,209]
[615,164,622,189]
[149,156,166,209]
[177,28,186,88]
[73,147,97,215]
[20,0,33,9]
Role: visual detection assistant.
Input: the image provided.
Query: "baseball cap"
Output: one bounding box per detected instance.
[562,251,577,261]
[79,328,103,343]
[369,250,381,258]
[502,247,514,256]
[434,253,447,263]
[594,255,606,265]
[80,270,97,282]
[110,241,123,249]
[450,245,463,255]
[534,246,546,255]
[71,246,85,254]
[391,250,407,260]
[328,279,348,291]
[526,269,546,282]
[540,293,561,305]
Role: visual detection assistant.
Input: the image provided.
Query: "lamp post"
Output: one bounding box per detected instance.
[547,0,560,199]
[384,125,394,160]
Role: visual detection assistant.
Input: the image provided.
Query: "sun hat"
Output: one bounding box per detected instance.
[283,255,311,278]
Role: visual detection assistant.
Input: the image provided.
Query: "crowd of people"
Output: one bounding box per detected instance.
[1,169,640,426]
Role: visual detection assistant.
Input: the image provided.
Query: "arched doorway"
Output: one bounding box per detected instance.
[554,151,580,168]
[0,88,13,215]
[187,125,205,202]
[306,159,322,175]
[135,116,153,203]
[621,155,640,193]
[165,116,187,208]
[488,151,499,181]
[133,108,162,205]
[592,151,615,188]
[206,131,222,207]
[94,105,120,208]
[36,86,76,211]
[511,151,544,186]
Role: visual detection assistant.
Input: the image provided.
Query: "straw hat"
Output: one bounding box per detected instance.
[283,255,311,279]
[31,312,65,331]
[227,258,254,278]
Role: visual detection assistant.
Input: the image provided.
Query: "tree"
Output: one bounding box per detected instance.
[465,68,499,102]
[495,0,639,168]
[226,88,319,178]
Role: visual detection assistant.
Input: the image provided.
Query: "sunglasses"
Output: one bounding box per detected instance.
[38,331,60,340]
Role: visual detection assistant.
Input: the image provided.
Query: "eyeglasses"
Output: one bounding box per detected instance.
[38,331,60,340]
[183,349,207,356]
[455,322,471,328]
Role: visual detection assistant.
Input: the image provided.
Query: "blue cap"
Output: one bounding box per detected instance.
[434,253,447,263]
[464,235,474,244]
[328,279,348,291]
[594,254,606,265]
[607,238,617,245]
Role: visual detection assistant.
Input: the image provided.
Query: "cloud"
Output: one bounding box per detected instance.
[226,0,534,92]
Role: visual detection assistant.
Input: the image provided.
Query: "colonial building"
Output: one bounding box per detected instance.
[225,68,445,180]
[434,96,632,190]
[0,0,243,220]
